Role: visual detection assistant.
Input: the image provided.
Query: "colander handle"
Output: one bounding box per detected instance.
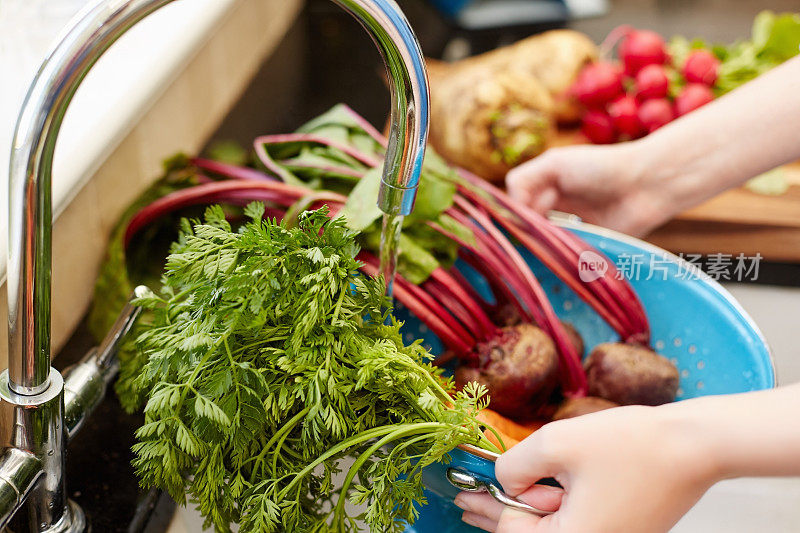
[446,468,554,516]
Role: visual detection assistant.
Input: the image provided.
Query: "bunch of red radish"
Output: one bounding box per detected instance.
[571,26,719,144]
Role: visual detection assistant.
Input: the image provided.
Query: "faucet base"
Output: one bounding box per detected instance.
[0,370,72,533]
[37,501,86,533]
[5,501,86,533]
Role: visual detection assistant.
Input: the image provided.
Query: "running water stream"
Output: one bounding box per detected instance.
[378,212,404,297]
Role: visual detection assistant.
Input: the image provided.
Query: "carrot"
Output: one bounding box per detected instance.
[477,409,547,450]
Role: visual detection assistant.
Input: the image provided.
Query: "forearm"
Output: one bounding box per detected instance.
[635,55,800,215]
[663,382,800,483]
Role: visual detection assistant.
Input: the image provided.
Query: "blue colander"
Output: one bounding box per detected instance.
[396,219,774,533]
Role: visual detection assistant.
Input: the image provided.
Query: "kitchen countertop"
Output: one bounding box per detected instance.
[0,0,233,278]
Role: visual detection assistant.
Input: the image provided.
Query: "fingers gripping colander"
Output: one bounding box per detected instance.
[395,220,774,533]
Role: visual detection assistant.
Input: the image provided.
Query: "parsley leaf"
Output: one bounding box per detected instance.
[126,205,494,532]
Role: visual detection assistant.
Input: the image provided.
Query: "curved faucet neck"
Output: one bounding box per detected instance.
[6,0,429,395]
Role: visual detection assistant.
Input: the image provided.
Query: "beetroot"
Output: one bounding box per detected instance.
[456,324,559,417]
[682,49,720,86]
[674,83,715,117]
[581,109,618,144]
[607,95,643,138]
[561,321,585,358]
[637,98,674,132]
[571,62,624,107]
[553,396,618,421]
[496,303,523,327]
[634,64,669,100]
[585,343,679,406]
[618,29,668,75]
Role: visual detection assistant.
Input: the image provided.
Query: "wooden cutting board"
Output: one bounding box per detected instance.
[552,129,800,262]
[650,164,800,262]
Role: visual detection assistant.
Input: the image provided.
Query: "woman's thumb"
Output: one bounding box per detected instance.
[494,429,563,497]
[506,155,560,213]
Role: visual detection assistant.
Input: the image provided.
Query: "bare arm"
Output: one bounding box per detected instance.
[455,382,800,532]
[640,54,800,214]
[507,55,800,236]
[689,382,800,479]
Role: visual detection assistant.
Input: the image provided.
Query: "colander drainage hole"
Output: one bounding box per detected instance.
[696,380,705,390]
[681,369,690,378]
[563,300,573,311]
[655,340,665,350]
[688,344,697,354]
[673,337,682,347]
[696,360,705,370]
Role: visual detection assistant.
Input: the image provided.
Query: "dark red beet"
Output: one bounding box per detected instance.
[581,110,618,144]
[607,95,643,138]
[634,64,669,100]
[561,321,585,359]
[584,343,679,406]
[553,396,618,420]
[637,98,674,132]
[682,49,720,86]
[496,302,524,327]
[456,324,559,417]
[674,83,714,117]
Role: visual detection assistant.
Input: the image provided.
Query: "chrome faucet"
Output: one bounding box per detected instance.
[2,0,429,530]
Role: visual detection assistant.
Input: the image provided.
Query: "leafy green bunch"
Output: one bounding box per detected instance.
[256,105,473,284]
[669,10,800,95]
[126,205,495,532]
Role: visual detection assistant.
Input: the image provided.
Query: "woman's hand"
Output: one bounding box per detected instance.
[455,383,800,532]
[455,405,720,533]
[506,141,674,237]
[507,55,800,237]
